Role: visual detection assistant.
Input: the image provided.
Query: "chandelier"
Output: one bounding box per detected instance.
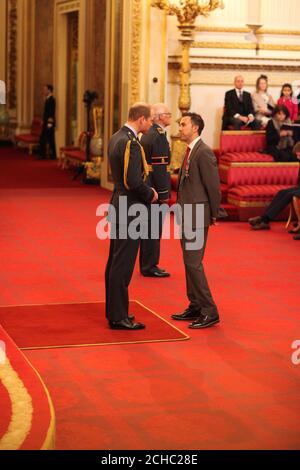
[151,0,224,34]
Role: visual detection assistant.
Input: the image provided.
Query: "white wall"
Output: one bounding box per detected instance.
[149,0,300,149]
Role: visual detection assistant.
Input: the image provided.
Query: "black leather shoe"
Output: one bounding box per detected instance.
[109,318,145,330]
[171,308,201,321]
[128,314,135,321]
[293,233,300,240]
[155,266,167,273]
[252,221,270,230]
[142,269,170,278]
[189,314,220,329]
[248,216,262,226]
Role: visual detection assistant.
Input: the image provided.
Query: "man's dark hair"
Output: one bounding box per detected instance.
[273,104,290,119]
[182,112,205,135]
[128,103,151,121]
[46,84,54,93]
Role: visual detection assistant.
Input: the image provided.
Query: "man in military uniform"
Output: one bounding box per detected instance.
[105,103,158,330]
[139,103,172,277]
[38,84,56,160]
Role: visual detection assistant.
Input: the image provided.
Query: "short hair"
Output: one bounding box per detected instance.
[128,103,151,121]
[182,112,205,135]
[46,84,53,93]
[256,74,268,91]
[273,104,290,119]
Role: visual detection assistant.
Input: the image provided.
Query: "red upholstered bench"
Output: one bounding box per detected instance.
[227,184,294,221]
[224,162,298,188]
[219,131,269,183]
[15,117,42,154]
[220,130,266,155]
[227,163,299,220]
[219,152,274,183]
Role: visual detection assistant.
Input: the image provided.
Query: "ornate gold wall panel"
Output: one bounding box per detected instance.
[195,26,300,35]
[34,0,54,117]
[130,0,142,105]
[8,0,17,110]
[191,41,300,52]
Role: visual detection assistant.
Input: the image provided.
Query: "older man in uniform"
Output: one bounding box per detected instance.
[105,103,158,330]
[139,103,172,278]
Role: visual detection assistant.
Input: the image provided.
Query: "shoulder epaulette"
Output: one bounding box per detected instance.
[156,127,165,135]
[127,132,136,141]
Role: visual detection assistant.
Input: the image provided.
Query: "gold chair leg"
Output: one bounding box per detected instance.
[285,204,293,229]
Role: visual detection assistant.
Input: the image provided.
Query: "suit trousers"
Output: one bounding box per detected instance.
[139,205,165,273]
[39,126,56,158]
[105,224,140,322]
[228,117,261,130]
[180,227,218,318]
[263,186,300,222]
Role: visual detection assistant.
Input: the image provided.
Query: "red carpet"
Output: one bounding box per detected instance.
[0,326,55,450]
[0,301,188,349]
[1,147,300,449]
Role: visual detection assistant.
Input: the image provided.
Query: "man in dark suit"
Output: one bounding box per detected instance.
[222,75,261,130]
[171,113,221,329]
[38,84,56,159]
[139,103,171,278]
[105,103,158,330]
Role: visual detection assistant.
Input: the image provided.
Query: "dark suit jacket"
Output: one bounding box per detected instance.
[43,95,56,127]
[177,139,221,228]
[108,126,154,223]
[222,89,255,129]
[140,123,171,201]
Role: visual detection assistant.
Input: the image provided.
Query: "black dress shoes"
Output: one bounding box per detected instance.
[171,308,201,321]
[252,221,270,230]
[248,216,262,226]
[294,233,300,240]
[141,269,170,278]
[109,318,145,330]
[189,314,220,329]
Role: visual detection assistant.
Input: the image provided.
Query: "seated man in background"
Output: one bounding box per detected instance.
[222,75,261,130]
[248,147,300,232]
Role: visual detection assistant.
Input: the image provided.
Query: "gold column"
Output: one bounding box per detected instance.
[151,0,224,170]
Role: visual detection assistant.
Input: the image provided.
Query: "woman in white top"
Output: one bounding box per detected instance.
[252,75,276,127]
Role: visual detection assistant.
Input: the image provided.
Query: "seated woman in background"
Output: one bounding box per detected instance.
[265,105,298,162]
[252,75,275,127]
[277,83,298,122]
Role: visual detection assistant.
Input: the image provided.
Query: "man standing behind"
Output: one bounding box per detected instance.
[139,103,171,278]
[105,103,158,330]
[38,84,56,160]
[222,75,261,130]
[172,113,221,329]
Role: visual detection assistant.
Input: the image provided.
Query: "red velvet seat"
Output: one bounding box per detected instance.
[227,184,294,221]
[225,162,299,188]
[220,152,273,163]
[59,132,86,168]
[15,118,42,154]
[228,184,294,204]
[220,131,266,155]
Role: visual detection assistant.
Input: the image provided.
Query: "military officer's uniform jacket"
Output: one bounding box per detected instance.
[140,123,171,201]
